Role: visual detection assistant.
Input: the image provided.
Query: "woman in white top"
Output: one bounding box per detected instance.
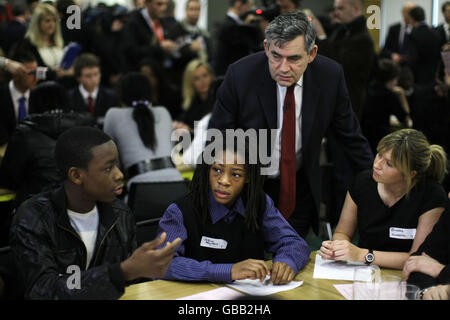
[13,3,72,78]
[104,72,183,191]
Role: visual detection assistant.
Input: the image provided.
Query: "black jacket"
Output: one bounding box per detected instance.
[408,200,450,289]
[0,112,95,208]
[9,184,136,299]
[318,15,376,119]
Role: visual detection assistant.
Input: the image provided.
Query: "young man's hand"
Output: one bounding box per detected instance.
[120,232,181,281]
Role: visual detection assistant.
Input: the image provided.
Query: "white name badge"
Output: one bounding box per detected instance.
[200,236,228,249]
[389,227,416,240]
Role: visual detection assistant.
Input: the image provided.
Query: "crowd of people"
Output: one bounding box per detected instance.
[0,0,449,301]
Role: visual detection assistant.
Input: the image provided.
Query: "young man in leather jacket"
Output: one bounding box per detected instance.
[9,126,181,299]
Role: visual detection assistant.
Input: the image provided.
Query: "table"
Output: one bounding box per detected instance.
[120,252,402,300]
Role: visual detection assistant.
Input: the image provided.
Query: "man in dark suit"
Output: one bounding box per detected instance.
[213,0,263,76]
[434,1,450,49]
[380,2,415,65]
[121,0,178,71]
[406,6,441,86]
[209,11,373,238]
[0,52,38,146]
[68,53,119,124]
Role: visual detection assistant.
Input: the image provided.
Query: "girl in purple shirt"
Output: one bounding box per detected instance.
[156,133,310,284]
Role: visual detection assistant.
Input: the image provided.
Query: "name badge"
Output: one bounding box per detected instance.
[389,227,416,240]
[200,236,228,249]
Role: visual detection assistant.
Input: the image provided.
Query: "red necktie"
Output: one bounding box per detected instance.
[278,85,296,220]
[87,96,94,115]
[153,19,164,42]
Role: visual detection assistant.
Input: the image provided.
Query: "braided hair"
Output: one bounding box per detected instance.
[189,131,266,231]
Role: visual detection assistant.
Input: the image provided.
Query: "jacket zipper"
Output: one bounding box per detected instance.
[92,218,119,267]
[57,224,88,269]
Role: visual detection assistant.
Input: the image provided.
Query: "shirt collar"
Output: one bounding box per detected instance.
[141,7,153,29]
[276,75,304,91]
[79,83,98,101]
[209,191,246,224]
[9,80,30,102]
[227,11,243,25]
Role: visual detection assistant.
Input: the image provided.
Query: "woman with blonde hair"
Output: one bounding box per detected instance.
[319,128,448,269]
[11,3,70,77]
[173,59,215,132]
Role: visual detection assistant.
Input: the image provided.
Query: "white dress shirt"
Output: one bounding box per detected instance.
[78,83,99,105]
[268,76,304,177]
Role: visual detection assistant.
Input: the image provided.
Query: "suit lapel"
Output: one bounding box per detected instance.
[257,62,277,129]
[301,64,320,148]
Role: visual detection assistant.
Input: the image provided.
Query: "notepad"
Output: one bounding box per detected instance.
[227,275,303,296]
[177,287,245,300]
[313,254,369,281]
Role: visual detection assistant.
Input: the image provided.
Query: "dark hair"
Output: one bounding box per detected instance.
[29,81,70,113]
[442,1,450,13]
[409,6,425,22]
[189,131,266,231]
[12,1,28,16]
[9,51,36,64]
[375,59,400,84]
[119,72,156,150]
[54,126,112,177]
[73,53,100,78]
[229,0,249,6]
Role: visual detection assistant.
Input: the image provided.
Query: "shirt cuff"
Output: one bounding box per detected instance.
[207,263,233,283]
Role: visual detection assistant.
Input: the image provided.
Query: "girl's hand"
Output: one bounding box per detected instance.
[329,239,364,263]
[319,240,335,260]
[231,259,270,283]
[270,261,295,285]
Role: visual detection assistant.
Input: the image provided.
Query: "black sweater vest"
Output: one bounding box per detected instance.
[175,195,265,263]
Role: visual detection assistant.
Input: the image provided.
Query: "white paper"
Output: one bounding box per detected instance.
[334,284,353,300]
[227,275,303,296]
[313,254,370,281]
[177,287,245,300]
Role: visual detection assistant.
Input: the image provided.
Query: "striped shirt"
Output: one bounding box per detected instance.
[156,192,310,283]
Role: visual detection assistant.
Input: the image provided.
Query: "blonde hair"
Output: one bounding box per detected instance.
[377,129,448,193]
[182,59,214,111]
[25,3,63,49]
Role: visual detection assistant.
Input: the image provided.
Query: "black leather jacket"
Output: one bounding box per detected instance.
[9,186,137,299]
[0,111,95,207]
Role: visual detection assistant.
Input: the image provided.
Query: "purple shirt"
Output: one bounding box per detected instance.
[156,192,310,283]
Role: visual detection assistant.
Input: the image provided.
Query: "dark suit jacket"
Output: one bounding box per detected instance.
[406,23,441,85]
[0,83,17,145]
[318,15,376,119]
[68,85,119,118]
[213,16,263,76]
[121,9,170,70]
[209,51,373,218]
[380,23,403,59]
[433,24,448,49]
